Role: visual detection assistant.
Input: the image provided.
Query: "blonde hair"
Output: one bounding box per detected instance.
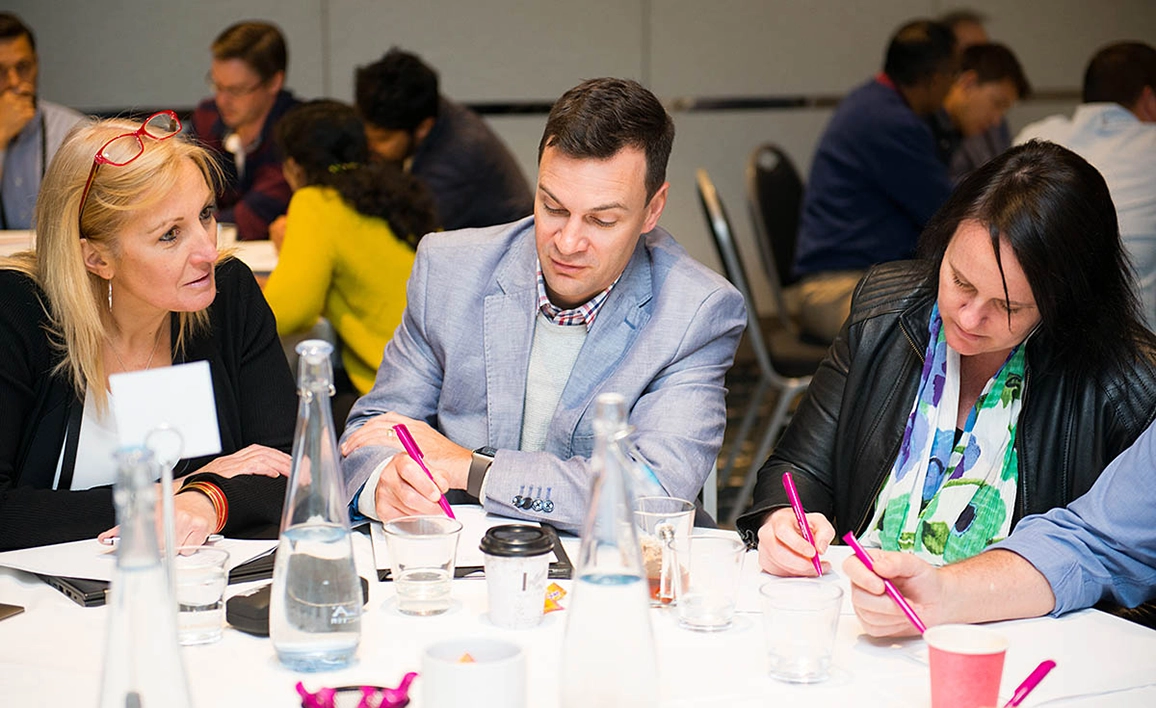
[1,116,222,410]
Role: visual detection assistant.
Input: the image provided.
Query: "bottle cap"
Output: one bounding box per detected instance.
[479,525,554,558]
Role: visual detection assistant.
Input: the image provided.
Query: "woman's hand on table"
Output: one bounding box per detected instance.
[757,507,835,577]
[196,444,292,479]
[843,549,943,637]
[96,492,219,553]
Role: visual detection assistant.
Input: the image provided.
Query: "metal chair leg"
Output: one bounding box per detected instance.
[718,375,771,483]
[725,381,807,527]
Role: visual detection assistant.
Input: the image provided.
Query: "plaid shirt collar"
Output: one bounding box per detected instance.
[535,262,618,331]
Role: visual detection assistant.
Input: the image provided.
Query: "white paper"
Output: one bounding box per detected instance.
[231,240,278,274]
[0,229,35,256]
[733,544,856,615]
[0,537,277,582]
[371,504,537,572]
[110,360,221,458]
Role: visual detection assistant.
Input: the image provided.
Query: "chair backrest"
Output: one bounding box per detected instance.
[695,168,774,379]
[746,144,804,328]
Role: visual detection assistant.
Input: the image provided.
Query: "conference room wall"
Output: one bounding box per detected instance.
[9,0,1154,315]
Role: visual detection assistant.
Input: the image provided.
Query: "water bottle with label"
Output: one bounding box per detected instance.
[99,447,191,708]
[560,393,659,707]
[270,340,362,671]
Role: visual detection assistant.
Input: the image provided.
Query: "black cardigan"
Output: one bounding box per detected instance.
[0,257,296,550]
[736,261,1156,546]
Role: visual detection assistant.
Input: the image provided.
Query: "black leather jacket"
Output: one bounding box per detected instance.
[737,261,1156,547]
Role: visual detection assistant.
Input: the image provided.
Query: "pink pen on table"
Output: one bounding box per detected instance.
[781,471,824,576]
[392,423,456,520]
[842,532,928,634]
[1003,659,1056,707]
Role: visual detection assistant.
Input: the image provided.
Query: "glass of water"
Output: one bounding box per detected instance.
[173,546,230,645]
[760,579,842,683]
[382,516,462,615]
[677,534,746,631]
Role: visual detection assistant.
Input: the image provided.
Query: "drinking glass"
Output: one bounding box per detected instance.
[173,546,229,645]
[382,515,462,615]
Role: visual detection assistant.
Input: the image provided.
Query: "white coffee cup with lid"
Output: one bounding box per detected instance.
[480,524,554,629]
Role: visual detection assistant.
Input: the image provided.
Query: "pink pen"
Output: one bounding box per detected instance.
[392,423,456,520]
[782,471,824,576]
[1003,659,1056,707]
[842,532,928,634]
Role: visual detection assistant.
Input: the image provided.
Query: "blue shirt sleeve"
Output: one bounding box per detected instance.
[994,420,1156,615]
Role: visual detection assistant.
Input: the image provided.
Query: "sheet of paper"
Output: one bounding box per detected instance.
[733,544,855,615]
[0,537,277,582]
[231,240,278,274]
[371,504,534,571]
[0,229,35,256]
[110,360,221,458]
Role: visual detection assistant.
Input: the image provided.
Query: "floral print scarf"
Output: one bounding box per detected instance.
[861,304,1025,565]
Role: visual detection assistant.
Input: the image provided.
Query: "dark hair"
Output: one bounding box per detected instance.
[538,77,674,202]
[883,20,958,87]
[938,9,987,32]
[917,140,1156,374]
[0,12,34,51]
[275,100,439,248]
[355,48,439,131]
[962,43,1031,98]
[212,21,287,83]
[1082,42,1156,107]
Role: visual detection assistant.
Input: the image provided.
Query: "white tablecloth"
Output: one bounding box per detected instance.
[1,526,1155,706]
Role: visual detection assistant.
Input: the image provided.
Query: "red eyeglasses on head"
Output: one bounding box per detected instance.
[77,110,182,236]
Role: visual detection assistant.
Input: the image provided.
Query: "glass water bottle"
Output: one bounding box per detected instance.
[270,340,362,671]
[99,447,191,708]
[560,393,659,707]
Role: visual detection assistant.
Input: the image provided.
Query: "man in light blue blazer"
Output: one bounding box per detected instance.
[340,77,746,532]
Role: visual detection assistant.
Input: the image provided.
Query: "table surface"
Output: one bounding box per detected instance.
[2,512,1155,707]
[0,230,277,275]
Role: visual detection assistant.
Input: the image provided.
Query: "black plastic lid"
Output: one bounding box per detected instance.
[479,524,554,557]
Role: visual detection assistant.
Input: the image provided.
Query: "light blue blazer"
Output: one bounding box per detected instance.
[341,216,746,531]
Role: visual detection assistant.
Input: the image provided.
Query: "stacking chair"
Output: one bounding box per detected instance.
[746,143,806,331]
[695,169,827,526]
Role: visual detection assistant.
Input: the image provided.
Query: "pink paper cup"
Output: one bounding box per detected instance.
[925,624,1008,708]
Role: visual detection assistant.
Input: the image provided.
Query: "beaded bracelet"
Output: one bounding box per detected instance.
[178,480,229,534]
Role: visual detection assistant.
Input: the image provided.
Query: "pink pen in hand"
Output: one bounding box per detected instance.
[392,423,456,520]
[842,532,928,634]
[781,471,824,576]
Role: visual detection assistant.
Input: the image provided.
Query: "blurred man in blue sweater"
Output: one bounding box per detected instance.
[789,20,956,343]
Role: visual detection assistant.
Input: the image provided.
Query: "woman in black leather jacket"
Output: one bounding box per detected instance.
[738,141,1156,576]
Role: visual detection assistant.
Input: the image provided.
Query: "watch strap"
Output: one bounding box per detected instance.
[468,446,496,498]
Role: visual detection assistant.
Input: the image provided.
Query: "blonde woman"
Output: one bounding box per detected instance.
[0,112,295,551]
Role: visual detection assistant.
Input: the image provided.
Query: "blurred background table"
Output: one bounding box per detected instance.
[0,230,35,257]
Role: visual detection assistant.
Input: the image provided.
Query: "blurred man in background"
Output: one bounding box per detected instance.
[0,12,83,230]
[190,21,300,241]
[1016,42,1156,329]
[932,42,1030,182]
[789,20,957,343]
[355,48,532,231]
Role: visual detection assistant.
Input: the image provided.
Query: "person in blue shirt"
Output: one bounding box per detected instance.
[788,19,956,344]
[0,12,84,230]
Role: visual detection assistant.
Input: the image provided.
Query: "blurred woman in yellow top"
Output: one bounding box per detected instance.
[264,100,438,395]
